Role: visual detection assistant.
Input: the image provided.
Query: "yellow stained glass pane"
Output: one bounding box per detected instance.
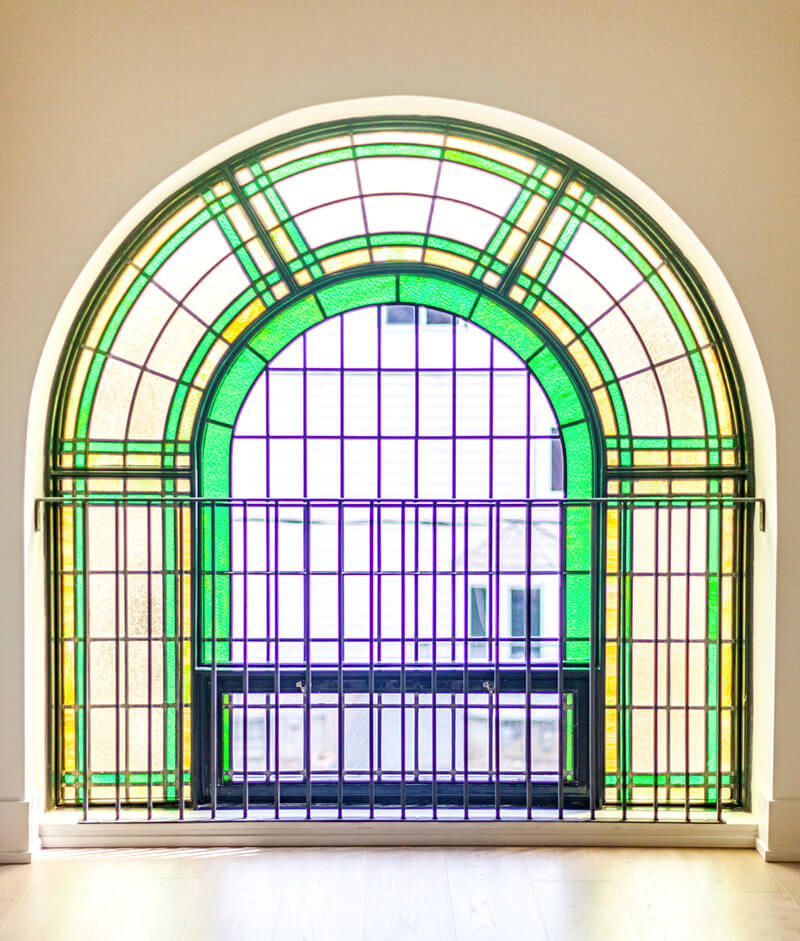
[269,227,297,262]
[250,193,279,231]
[533,301,575,345]
[63,709,76,772]
[508,285,526,304]
[481,271,501,288]
[183,705,192,771]
[567,337,604,389]
[497,228,526,264]
[294,269,312,286]
[566,182,585,199]
[178,389,202,441]
[521,241,550,278]
[62,575,75,638]
[516,194,547,232]
[194,339,229,389]
[62,644,75,706]
[421,249,474,275]
[670,449,707,467]
[372,245,423,263]
[633,450,668,466]
[235,167,253,184]
[226,205,255,241]
[87,453,124,469]
[212,181,231,198]
[246,238,275,275]
[321,249,371,274]
[540,206,571,246]
[272,281,290,301]
[701,346,733,436]
[132,198,206,270]
[222,298,266,343]
[592,387,617,436]
[63,350,95,441]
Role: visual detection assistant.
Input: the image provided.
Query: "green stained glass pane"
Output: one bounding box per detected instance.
[208,347,265,426]
[565,574,592,637]
[216,214,242,249]
[268,146,354,182]
[200,423,232,498]
[472,296,541,361]
[315,236,369,259]
[529,347,584,426]
[426,236,481,261]
[561,422,593,497]
[565,504,592,571]
[318,276,397,317]
[443,149,527,185]
[398,275,478,320]
[249,295,324,360]
[354,143,441,159]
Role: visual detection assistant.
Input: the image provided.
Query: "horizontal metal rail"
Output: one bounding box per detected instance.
[42,494,756,823]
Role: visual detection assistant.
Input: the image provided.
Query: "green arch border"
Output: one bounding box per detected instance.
[194,270,602,666]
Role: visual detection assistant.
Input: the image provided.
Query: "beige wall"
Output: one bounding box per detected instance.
[2,0,798,856]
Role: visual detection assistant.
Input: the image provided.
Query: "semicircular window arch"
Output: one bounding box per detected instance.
[47,115,751,816]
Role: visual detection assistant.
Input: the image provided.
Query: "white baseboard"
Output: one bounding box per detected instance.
[39,818,758,850]
[0,801,31,862]
[0,852,31,865]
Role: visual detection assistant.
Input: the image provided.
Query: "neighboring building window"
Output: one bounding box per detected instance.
[509,587,541,659]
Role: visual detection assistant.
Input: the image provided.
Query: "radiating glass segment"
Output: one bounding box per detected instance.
[55,120,742,475]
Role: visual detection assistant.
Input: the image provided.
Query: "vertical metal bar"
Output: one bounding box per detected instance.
[177,498,185,820]
[272,500,281,819]
[653,499,661,822]
[123,498,130,806]
[210,501,218,819]
[337,501,345,819]
[524,499,533,819]
[368,499,375,819]
[146,500,153,820]
[400,500,407,819]
[664,493,672,806]
[431,500,438,819]
[114,500,121,820]
[81,500,90,822]
[558,499,566,819]
[588,496,597,820]
[303,501,312,819]
[462,500,470,819]
[493,501,501,819]
[242,498,249,819]
[716,497,723,822]
[684,500,692,822]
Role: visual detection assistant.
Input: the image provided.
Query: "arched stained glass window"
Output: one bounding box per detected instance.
[47,115,751,819]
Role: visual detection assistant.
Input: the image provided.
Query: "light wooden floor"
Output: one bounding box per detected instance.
[0,847,797,940]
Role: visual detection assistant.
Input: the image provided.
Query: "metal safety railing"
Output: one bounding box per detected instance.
[39,493,761,822]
